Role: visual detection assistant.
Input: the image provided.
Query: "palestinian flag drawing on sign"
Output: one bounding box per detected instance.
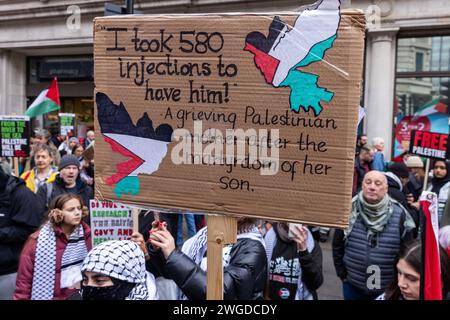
[244,0,341,116]
[96,92,173,197]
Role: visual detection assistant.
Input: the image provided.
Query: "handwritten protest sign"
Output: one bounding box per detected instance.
[0,115,30,157]
[94,4,366,228]
[89,200,133,246]
[59,113,76,136]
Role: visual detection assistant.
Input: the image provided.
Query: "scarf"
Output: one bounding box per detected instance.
[31,223,87,300]
[179,225,265,300]
[264,226,315,300]
[81,240,158,300]
[346,192,416,240]
[430,161,450,195]
[346,192,392,239]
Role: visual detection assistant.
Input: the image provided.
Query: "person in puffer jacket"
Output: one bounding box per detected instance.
[332,170,416,300]
[146,217,267,300]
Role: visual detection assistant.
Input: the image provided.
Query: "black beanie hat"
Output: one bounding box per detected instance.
[388,162,410,179]
[59,154,80,171]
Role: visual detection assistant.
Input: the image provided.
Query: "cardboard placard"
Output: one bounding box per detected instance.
[395,114,449,158]
[90,199,134,246]
[0,115,30,157]
[82,140,95,162]
[93,3,366,228]
[59,113,76,136]
[410,130,449,160]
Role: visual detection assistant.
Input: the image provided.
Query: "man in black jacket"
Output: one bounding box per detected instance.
[0,167,43,299]
[37,154,93,214]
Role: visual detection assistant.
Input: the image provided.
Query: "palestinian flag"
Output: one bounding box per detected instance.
[25,78,61,117]
[420,191,442,300]
[414,97,448,117]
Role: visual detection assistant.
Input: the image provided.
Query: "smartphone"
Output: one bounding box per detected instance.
[288,223,303,239]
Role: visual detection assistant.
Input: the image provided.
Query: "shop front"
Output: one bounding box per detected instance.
[26,55,94,140]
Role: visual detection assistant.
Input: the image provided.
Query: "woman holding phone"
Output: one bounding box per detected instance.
[264,222,324,300]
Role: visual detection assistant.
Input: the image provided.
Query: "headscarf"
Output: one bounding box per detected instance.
[81,240,158,300]
[430,160,450,195]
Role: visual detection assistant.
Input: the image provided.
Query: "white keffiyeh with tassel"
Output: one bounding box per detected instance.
[31,223,87,300]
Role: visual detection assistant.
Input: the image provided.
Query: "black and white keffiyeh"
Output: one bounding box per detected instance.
[31,223,87,300]
[81,240,158,300]
[179,225,265,300]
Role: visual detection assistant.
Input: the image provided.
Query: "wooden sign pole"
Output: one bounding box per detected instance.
[206,215,237,300]
[132,208,140,233]
[13,157,19,177]
[423,158,430,192]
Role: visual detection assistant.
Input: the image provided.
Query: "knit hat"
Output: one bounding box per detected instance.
[406,156,424,168]
[388,162,410,179]
[59,154,80,171]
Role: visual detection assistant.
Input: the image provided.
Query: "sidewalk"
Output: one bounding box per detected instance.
[316,229,343,300]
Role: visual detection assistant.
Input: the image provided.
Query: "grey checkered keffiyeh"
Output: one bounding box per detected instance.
[81,240,158,300]
[31,223,87,300]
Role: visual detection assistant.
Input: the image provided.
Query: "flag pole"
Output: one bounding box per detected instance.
[423,158,430,192]
[419,204,426,300]
[13,157,19,177]
[419,158,430,300]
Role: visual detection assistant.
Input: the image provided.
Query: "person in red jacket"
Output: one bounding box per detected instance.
[14,194,91,300]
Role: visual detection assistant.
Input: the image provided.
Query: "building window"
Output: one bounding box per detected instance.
[394,35,450,159]
[415,52,424,72]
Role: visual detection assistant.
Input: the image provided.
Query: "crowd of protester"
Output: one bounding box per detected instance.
[0,129,449,301]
